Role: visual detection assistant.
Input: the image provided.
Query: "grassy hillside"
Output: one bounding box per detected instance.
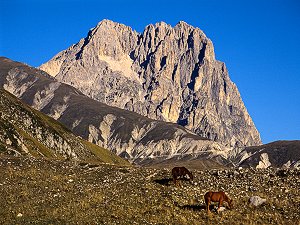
[0,156,299,224]
[0,88,129,166]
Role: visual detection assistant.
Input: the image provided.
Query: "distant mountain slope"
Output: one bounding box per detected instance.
[235,141,300,168]
[0,57,230,166]
[40,19,261,148]
[0,88,129,166]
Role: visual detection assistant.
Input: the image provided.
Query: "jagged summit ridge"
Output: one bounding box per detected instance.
[40,19,261,148]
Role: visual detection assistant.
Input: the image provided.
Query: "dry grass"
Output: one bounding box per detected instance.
[0,155,299,225]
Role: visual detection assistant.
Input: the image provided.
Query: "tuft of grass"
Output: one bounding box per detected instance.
[14,127,57,158]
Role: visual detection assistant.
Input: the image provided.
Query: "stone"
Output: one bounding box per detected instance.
[248,196,266,207]
[218,206,226,212]
[256,153,271,169]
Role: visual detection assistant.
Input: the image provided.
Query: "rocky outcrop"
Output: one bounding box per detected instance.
[235,141,300,168]
[40,19,261,148]
[0,88,129,165]
[0,57,231,166]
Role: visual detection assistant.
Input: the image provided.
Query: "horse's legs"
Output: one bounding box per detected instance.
[174,178,181,187]
[173,176,177,185]
[205,197,211,213]
[179,179,183,187]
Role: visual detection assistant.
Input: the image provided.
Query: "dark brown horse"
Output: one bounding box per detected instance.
[171,166,193,186]
[204,191,233,213]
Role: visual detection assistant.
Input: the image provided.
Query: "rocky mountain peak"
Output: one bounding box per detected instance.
[148,21,173,33]
[174,20,198,35]
[176,20,193,27]
[40,20,261,148]
[94,19,137,37]
[76,19,138,61]
[96,18,123,27]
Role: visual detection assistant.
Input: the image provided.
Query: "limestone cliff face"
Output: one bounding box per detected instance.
[40,20,261,148]
[0,57,231,166]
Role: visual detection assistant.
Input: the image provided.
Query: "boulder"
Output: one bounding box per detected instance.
[248,196,266,207]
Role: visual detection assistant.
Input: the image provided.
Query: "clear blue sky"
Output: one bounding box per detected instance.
[1,0,299,144]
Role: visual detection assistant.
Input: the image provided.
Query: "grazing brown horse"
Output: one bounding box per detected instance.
[171,166,193,186]
[204,191,233,213]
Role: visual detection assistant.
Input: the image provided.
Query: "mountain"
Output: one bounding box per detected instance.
[40,19,261,148]
[235,141,300,168]
[1,57,298,168]
[0,88,128,165]
[0,57,230,167]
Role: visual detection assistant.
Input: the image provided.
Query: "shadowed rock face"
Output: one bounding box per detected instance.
[235,141,300,169]
[0,57,232,166]
[40,19,261,148]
